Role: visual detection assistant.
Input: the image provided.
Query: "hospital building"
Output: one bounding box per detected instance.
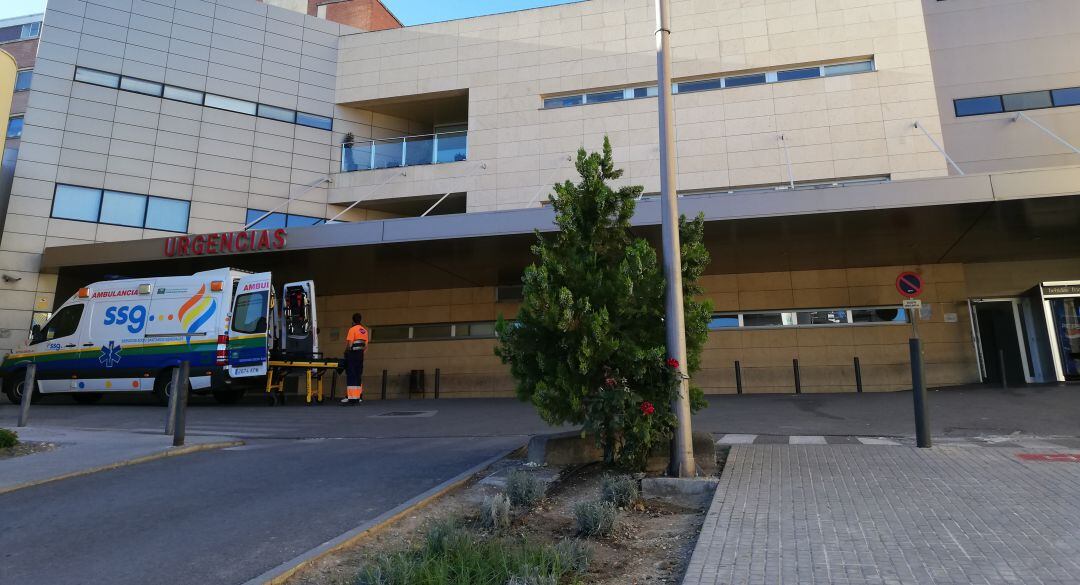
[2,0,1079,397]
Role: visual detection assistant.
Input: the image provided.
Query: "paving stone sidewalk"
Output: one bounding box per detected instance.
[684,445,1080,585]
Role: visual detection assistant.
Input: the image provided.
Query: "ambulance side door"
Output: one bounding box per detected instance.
[228,272,272,377]
[281,280,318,358]
[29,303,88,391]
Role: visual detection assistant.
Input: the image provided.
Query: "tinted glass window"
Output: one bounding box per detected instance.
[1052,87,1080,107]
[257,103,296,123]
[1002,90,1053,112]
[743,312,790,327]
[457,322,496,338]
[633,86,657,98]
[145,197,189,232]
[233,292,269,334]
[0,25,19,43]
[954,96,1003,117]
[824,61,873,76]
[100,190,146,227]
[205,94,257,115]
[295,112,332,130]
[246,209,287,230]
[120,77,163,96]
[725,74,767,88]
[412,324,452,339]
[543,95,583,109]
[677,78,724,93]
[777,67,820,82]
[34,304,84,343]
[585,90,623,104]
[75,67,120,88]
[6,116,22,138]
[373,325,410,341]
[708,315,740,329]
[851,307,907,324]
[14,70,31,91]
[163,85,203,105]
[796,309,848,325]
[53,185,102,222]
[286,214,321,227]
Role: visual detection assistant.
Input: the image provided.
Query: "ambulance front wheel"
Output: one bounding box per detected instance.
[153,369,191,407]
[4,372,41,405]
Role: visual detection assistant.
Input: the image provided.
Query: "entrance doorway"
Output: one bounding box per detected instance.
[972,300,1029,386]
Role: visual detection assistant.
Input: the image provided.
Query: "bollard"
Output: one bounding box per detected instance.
[998,348,1008,390]
[909,339,931,448]
[381,369,387,400]
[17,364,36,428]
[172,361,190,447]
[734,360,743,395]
[165,366,181,435]
[854,356,864,393]
[434,368,441,399]
[793,358,801,394]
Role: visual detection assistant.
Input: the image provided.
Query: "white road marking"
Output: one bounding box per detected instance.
[789,435,827,445]
[856,437,901,446]
[717,434,757,444]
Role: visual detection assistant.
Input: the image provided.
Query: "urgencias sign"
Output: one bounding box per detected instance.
[164,228,286,257]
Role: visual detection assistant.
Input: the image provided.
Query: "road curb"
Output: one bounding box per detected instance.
[241,445,522,585]
[0,439,244,495]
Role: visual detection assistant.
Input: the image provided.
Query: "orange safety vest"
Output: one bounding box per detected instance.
[346,324,369,352]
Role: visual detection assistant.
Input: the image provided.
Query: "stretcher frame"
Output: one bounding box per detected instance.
[264,358,341,406]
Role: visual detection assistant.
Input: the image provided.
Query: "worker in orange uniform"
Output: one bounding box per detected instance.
[340,312,369,405]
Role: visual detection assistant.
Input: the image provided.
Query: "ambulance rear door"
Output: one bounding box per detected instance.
[281,280,318,358]
[227,272,272,377]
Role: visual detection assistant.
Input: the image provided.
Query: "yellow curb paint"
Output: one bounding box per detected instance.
[0,440,244,496]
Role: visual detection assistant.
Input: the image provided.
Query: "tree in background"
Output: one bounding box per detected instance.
[496,137,711,469]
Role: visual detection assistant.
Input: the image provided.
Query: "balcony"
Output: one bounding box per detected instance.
[341,130,467,173]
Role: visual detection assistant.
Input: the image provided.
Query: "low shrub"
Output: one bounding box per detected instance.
[505,469,545,508]
[573,500,617,538]
[480,494,512,533]
[0,428,17,449]
[600,474,639,507]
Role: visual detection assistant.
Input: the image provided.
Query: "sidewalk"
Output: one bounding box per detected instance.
[0,426,241,494]
[684,444,1080,585]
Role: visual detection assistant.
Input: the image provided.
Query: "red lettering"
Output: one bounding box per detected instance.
[273,228,286,249]
[257,229,270,250]
[235,232,249,252]
[220,232,233,253]
[178,237,190,256]
[165,238,177,257]
[207,233,220,254]
[192,234,206,255]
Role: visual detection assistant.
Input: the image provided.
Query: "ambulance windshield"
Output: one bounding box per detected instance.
[233,291,268,334]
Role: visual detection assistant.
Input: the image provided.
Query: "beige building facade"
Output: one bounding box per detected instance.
[3,0,1080,398]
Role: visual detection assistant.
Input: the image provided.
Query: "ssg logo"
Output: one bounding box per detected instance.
[99,341,122,368]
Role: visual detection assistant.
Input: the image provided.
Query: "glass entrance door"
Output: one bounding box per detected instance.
[1050,298,1080,380]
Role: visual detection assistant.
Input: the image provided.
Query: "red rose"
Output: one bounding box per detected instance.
[640,401,655,415]
[604,377,617,388]
[666,357,680,369]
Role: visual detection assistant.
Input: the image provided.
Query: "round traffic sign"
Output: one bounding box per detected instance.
[896,272,923,298]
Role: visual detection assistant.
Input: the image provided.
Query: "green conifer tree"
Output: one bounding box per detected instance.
[496,137,711,468]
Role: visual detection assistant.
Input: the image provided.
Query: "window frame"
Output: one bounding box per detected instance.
[51,184,103,223]
[14,69,31,92]
[52,183,190,232]
[31,304,84,345]
[204,93,258,116]
[119,76,164,97]
[74,67,121,89]
[99,190,149,228]
[295,111,333,131]
[6,115,23,139]
[144,196,190,233]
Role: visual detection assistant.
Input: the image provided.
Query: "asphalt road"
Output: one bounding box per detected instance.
[0,435,522,585]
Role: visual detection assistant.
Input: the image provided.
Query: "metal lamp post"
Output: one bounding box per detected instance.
[655,0,695,477]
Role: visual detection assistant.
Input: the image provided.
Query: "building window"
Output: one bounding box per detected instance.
[544,58,874,109]
[51,184,189,232]
[371,320,500,342]
[955,86,1080,118]
[119,76,163,97]
[0,21,40,43]
[1052,87,1080,107]
[706,306,909,330]
[205,94,257,115]
[6,116,23,139]
[1002,90,1053,112]
[74,67,120,88]
[295,112,333,130]
[246,209,322,229]
[73,67,334,131]
[14,69,31,92]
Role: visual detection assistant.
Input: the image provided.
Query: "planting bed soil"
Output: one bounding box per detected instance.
[286,453,722,585]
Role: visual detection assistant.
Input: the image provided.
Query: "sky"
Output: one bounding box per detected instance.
[0,0,581,24]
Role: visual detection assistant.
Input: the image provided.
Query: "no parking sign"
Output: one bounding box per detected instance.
[895,271,923,298]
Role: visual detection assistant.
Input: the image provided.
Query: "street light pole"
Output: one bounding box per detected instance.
[655,0,695,477]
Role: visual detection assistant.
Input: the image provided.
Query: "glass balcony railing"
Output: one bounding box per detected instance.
[340,130,467,172]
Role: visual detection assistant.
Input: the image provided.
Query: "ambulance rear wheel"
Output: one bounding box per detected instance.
[212,389,245,404]
[153,369,190,406]
[72,392,104,405]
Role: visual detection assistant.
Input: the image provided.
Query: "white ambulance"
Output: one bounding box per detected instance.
[1,268,319,405]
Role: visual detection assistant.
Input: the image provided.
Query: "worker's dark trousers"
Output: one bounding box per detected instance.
[345,349,364,399]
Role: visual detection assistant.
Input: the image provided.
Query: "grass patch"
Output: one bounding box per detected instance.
[480,494,511,533]
[573,500,617,538]
[600,475,639,507]
[0,428,17,449]
[356,518,589,585]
